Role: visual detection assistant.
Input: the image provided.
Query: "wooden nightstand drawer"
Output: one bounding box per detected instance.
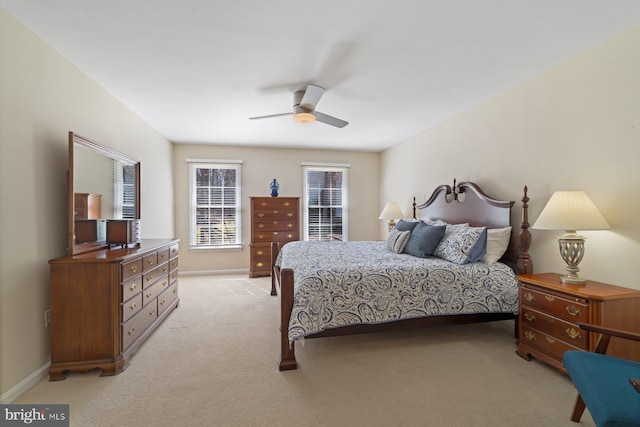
[520,306,588,349]
[520,286,588,323]
[521,325,583,362]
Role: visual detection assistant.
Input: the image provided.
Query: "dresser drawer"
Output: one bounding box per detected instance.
[252,198,298,210]
[143,276,169,306]
[121,293,143,323]
[521,325,583,361]
[122,276,142,303]
[122,258,142,281]
[122,299,158,350]
[169,257,178,273]
[157,248,170,264]
[253,210,298,221]
[169,243,179,259]
[520,307,588,349]
[143,252,158,272]
[519,285,588,323]
[143,264,166,289]
[158,281,179,316]
[252,231,298,243]
[253,219,298,231]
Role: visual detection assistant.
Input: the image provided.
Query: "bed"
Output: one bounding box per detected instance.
[271,180,533,371]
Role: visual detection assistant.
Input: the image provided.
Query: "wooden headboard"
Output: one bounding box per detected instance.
[412,179,532,275]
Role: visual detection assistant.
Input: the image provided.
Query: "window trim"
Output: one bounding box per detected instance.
[188,161,242,250]
[302,164,349,241]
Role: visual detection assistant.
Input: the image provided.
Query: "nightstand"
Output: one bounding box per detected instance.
[516,272,640,373]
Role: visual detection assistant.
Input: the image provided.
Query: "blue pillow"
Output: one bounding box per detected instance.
[403,223,446,258]
[395,219,418,232]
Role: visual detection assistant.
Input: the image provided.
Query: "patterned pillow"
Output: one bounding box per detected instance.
[386,229,411,254]
[402,223,446,258]
[434,225,487,264]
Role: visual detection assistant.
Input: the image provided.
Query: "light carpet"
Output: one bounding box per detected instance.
[14,274,594,426]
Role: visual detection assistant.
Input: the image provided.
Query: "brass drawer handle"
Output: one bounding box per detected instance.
[287,224,293,228]
[544,296,555,302]
[163,280,168,287]
[524,312,535,322]
[258,213,264,217]
[258,224,264,228]
[130,265,138,273]
[130,302,137,310]
[524,292,535,303]
[566,305,581,316]
[163,266,168,273]
[260,202,267,207]
[545,337,556,344]
[256,250,264,256]
[161,253,167,259]
[273,231,279,235]
[287,213,293,217]
[566,328,581,340]
[258,235,264,240]
[524,331,536,341]
[173,288,177,294]
[172,248,177,254]
[128,327,135,335]
[160,299,165,306]
[147,259,154,265]
[129,283,136,291]
[287,234,293,239]
[284,202,290,206]
[149,308,156,316]
[146,275,153,282]
[257,262,264,267]
[146,292,152,298]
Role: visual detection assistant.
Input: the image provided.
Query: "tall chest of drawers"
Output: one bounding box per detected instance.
[516,272,640,373]
[249,197,299,278]
[48,239,179,380]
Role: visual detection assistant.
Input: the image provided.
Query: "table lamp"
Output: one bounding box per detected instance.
[379,202,404,232]
[532,190,609,284]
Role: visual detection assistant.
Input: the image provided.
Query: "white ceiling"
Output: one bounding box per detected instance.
[2,1,640,151]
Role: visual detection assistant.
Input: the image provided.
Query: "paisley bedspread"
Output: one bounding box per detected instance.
[276,240,518,342]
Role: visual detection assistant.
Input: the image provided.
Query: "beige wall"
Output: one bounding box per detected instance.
[0,9,175,401]
[173,144,380,272]
[381,25,640,289]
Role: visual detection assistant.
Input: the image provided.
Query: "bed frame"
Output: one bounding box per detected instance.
[271,180,532,371]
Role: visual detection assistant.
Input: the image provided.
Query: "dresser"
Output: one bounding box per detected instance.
[249,197,299,278]
[516,272,640,373]
[48,239,179,380]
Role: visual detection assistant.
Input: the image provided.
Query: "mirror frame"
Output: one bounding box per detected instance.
[68,132,140,255]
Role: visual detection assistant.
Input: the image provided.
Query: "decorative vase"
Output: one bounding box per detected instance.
[270,179,279,197]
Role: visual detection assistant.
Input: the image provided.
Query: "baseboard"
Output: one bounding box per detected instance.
[178,268,249,276]
[0,361,50,403]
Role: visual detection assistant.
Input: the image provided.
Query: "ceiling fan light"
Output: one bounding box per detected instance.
[293,112,316,124]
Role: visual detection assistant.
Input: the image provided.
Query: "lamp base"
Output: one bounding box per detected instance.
[387,220,397,232]
[558,233,587,286]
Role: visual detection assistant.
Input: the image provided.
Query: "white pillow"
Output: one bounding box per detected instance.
[481,227,512,264]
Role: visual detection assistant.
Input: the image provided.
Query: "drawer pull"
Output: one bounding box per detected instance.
[146,275,153,282]
[273,231,279,235]
[163,266,168,273]
[257,262,264,268]
[544,296,556,302]
[129,283,136,291]
[160,299,165,306]
[258,213,264,217]
[161,253,167,259]
[566,328,581,340]
[130,265,138,273]
[149,308,156,316]
[173,288,177,294]
[258,224,264,228]
[147,259,154,265]
[146,292,152,298]
[287,213,293,217]
[284,202,290,207]
[258,235,264,240]
[287,234,293,239]
[566,305,581,316]
[524,331,536,341]
[545,337,556,344]
[130,302,137,310]
[261,202,267,207]
[273,210,279,214]
[524,292,535,303]
[163,281,168,287]
[524,312,535,322]
[288,223,293,228]
[172,248,177,254]
[128,327,135,335]
[256,250,264,256]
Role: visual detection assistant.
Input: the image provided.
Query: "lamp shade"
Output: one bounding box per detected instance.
[532,191,609,231]
[378,202,404,220]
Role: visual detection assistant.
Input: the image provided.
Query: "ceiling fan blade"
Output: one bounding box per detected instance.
[300,84,325,110]
[315,111,349,128]
[249,112,293,120]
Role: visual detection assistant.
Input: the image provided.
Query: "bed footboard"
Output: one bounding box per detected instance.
[271,242,298,370]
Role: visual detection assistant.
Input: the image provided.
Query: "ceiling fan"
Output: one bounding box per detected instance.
[249,84,349,128]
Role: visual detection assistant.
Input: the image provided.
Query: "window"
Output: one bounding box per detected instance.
[189,162,242,248]
[112,161,137,219]
[302,164,348,241]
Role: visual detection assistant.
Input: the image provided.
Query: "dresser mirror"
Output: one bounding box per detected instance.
[68,132,140,255]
